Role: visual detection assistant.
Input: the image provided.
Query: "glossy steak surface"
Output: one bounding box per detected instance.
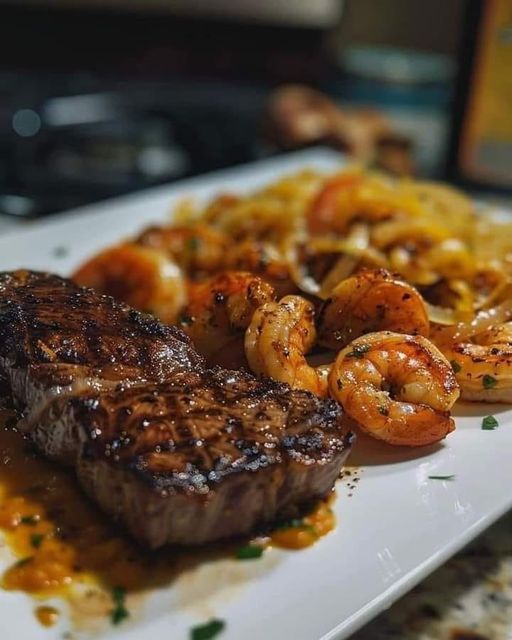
[0,270,353,547]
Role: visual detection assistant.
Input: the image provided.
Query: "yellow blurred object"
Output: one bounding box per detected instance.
[73,166,512,411]
[74,166,512,324]
[458,0,512,187]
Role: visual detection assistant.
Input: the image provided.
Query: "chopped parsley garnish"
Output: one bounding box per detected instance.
[275,518,315,534]
[20,515,38,526]
[190,619,225,640]
[235,545,264,560]
[110,586,129,625]
[450,360,461,373]
[14,557,33,568]
[346,344,370,359]
[482,415,499,430]
[275,517,304,530]
[483,374,497,389]
[30,533,44,549]
[428,475,455,481]
[52,246,68,258]
[179,313,194,326]
[186,236,200,252]
[378,405,389,416]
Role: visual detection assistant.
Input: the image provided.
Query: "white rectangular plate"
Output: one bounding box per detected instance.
[0,149,511,640]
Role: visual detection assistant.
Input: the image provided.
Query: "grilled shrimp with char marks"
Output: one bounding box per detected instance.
[317,268,430,350]
[73,243,186,324]
[329,332,459,446]
[436,322,512,402]
[225,239,295,298]
[245,295,329,396]
[136,223,228,276]
[182,271,275,368]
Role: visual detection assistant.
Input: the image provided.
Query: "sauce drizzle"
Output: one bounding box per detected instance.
[0,419,158,597]
[0,415,337,627]
[35,605,59,627]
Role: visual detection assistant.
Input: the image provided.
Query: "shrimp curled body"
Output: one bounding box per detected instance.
[182,271,275,367]
[329,332,460,446]
[317,268,430,350]
[137,223,228,276]
[73,243,186,324]
[245,295,328,396]
[438,322,512,402]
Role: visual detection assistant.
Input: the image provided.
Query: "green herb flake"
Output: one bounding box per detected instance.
[275,517,304,530]
[235,545,264,560]
[52,246,68,258]
[186,236,200,252]
[20,515,38,526]
[190,619,225,640]
[483,374,497,389]
[450,360,462,373]
[30,533,44,549]
[346,344,370,359]
[14,557,33,568]
[302,524,317,534]
[378,405,389,416]
[275,518,315,534]
[428,475,455,481]
[482,415,499,430]
[110,586,129,626]
[179,313,194,326]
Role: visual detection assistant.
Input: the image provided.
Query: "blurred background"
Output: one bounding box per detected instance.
[0,0,510,219]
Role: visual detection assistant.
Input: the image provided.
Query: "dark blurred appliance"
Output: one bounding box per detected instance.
[0,76,267,217]
[0,2,341,217]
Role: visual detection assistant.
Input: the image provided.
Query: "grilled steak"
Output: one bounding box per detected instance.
[0,270,203,425]
[0,270,353,548]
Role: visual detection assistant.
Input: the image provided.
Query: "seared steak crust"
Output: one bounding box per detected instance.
[0,270,353,548]
[0,270,204,426]
[0,270,203,377]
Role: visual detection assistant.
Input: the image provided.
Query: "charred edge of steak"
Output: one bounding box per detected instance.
[74,443,354,548]
[30,369,354,547]
[65,368,354,497]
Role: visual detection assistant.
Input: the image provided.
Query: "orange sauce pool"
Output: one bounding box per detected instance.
[0,413,336,625]
[0,422,159,596]
[35,605,59,627]
[269,501,335,550]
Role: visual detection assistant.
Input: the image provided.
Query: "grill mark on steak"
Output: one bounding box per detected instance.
[0,270,202,375]
[0,270,353,548]
[69,369,347,484]
[0,270,204,429]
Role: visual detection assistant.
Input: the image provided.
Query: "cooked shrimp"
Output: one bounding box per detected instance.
[329,332,459,446]
[245,295,328,396]
[201,193,240,223]
[436,322,512,402]
[224,239,295,297]
[307,171,421,235]
[307,173,362,234]
[136,223,228,276]
[182,271,275,367]
[317,269,430,350]
[73,243,186,324]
